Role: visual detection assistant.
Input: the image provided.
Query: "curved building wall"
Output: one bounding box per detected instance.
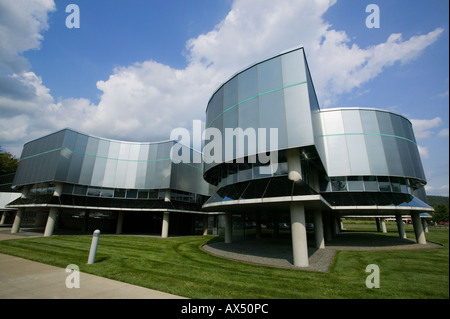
[202,47,430,211]
[204,47,321,181]
[316,108,426,183]
[12,129,209,196]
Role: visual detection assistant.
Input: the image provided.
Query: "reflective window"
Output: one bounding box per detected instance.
[114,189,126,198]
[364,135,388,175]
[378,176,391,192]
[347,176,364,191]
[257,56,283,93]
[330,177,347,192]
[376,111,395,135]
[258,90,288,150]
[281,49,306,86]
[238,66,258,102]
[363,176,378,191]
[283,85,314,147]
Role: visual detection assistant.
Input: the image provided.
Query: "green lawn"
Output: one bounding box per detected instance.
[0,226,448,299]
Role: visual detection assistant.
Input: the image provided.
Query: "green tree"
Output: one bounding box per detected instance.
[0,147,19,175]
[432,204,449,224]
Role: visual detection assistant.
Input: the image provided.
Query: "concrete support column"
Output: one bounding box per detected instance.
[0,212,6,225]
[44,208,58,237]
[396,214,407,239]
[381,218,387,233]
[314,210,325,249]
[161,211,170,238]
[53,183,63,197]
[411,212,426,244]
[116,211,124,234]
[421,218,429,233]
[287,148,302,182]
[202,215,208,236]
[375,217,381,232]
[11,208,24,233]
[290,202,309,267]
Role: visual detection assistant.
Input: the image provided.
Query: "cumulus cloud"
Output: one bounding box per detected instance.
[0,0,445,156]
[410,117,443,139]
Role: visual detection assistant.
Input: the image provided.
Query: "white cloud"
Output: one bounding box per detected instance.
[438,128,449,138]
[0,0,55,73]
[410,117,443,139]
[417,145,429,159]
[0,0,445,156]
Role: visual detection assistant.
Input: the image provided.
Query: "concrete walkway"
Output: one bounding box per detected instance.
[0,228,185,299]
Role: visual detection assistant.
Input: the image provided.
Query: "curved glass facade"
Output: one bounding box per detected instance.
[316,108,425,182]
[203,47,430,211]
[12,129,210,203]
[204,47,321,180]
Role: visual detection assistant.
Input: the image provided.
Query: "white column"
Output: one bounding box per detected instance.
[53,183,63,197]
[396,214,407,239]
[381,218,387,233]
[203,215,208,236]
[161,211,170,238]
[11,208,24,233]
[287,148,302,181]
[225,212,232,244]
[44,208,58,237]
[314,210,325,249]
[0,212,6,225]
[290,202,309,267]
[411,212,426,244]
[116,211,124,234]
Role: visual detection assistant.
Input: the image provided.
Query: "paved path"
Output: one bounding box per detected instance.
[0,228,185,299]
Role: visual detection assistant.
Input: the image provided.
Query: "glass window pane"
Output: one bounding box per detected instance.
[257,56,283,93]
[281,49,306,87]
[103,141,120,188]
[258,90,288,149]
[381,136,403,176]
[126,189,137,199]
[238,66,258,102]
[114,188,126,198]
[347,176,364,191]
[138,190,148,199]
[331,177,347,192]
[364,135,388,175]
[284,85,314,147]
[363,176,378,191]
[376,111,394,135]
[346,135,370,175]
[378,176,391,192]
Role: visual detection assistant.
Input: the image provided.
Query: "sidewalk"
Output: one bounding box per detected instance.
[0,229,185,299]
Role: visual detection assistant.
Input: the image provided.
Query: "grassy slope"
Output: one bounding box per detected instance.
[0,227,448,299]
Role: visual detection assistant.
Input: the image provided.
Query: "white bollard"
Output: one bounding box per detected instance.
[87,229,100,264]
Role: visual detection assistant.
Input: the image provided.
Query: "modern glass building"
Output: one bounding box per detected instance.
[202,46,433,266]
[6,129,215,237]
[3,46,433,267]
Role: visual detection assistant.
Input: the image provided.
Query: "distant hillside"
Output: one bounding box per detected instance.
[427,195,449,207]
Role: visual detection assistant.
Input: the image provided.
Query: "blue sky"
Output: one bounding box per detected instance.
[0,0,448,196]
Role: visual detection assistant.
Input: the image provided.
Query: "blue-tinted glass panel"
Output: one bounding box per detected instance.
[238,66,258,102]
[257,56,283,93]
[284,85,314,147]
[281,49,306,87]
[258,89,288,150]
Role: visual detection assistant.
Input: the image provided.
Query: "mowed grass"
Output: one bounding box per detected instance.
[0,226,448,299]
